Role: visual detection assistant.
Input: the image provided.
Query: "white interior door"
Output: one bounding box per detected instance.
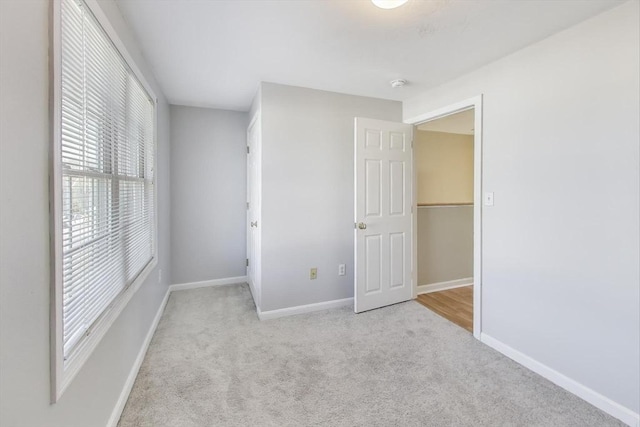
[247,117,261,308]
[354,117,413,313]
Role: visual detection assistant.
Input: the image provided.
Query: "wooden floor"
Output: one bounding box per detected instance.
[416,286,473,332]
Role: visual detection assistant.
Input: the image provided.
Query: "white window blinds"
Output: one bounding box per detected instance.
[59,0,155,361]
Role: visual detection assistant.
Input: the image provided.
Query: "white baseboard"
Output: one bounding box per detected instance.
[480,333,639,427]
[417,277,473,295]
[106,286,171,427]
[169,275,248,292]
[257,297,353,321]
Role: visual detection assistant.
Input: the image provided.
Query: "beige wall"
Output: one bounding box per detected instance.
[415,130,473,204]
[417,206,474,285]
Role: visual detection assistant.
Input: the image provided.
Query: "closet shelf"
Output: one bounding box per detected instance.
[418,202,473,207]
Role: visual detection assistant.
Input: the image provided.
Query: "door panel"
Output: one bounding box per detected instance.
[355,117,413,313]
[389,231,405,288]
[365,129,382,150]
[389,161,405,215]
[390,131,406,151]
[365,160,382,217]
[365,234,382,294]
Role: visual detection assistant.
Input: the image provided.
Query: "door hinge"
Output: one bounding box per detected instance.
[247,146,250,154]
[246,202,250,209]
[246,258,249,267]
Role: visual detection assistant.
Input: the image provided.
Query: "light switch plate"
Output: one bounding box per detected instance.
[484,192,494,206]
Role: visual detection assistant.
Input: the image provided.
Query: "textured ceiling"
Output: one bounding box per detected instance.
[114,0,624,111]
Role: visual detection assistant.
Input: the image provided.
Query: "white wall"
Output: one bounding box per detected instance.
[170,106,248,284]
[0,1,171,425]
[405,1,639,417]
[260,82,401,312]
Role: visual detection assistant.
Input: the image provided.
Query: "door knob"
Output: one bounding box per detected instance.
[357,222,367,230]
[251,221,258,228]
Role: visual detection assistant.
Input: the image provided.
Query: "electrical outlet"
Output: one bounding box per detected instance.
[338,264,346,276]
[158,269,162,283]
[310,268,318,280]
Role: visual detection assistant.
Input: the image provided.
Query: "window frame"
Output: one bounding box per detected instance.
[50,0,158,402]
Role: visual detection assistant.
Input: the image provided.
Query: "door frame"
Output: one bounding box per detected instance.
[246,109,262,310]
[405,95,483,340]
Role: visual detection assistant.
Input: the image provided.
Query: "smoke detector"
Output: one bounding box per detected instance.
[390,79,407,88]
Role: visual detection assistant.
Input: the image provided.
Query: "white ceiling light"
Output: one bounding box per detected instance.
[371,0,409,10]
[390,79,407,88]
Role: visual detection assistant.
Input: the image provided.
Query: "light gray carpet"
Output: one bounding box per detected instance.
[118,284,624,427]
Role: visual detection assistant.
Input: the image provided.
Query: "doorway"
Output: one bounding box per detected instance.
[413,108,475,332]
[408,96,483,339]
[352,96,482,338]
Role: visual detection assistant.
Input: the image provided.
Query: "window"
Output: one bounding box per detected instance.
[51,0,157,401]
